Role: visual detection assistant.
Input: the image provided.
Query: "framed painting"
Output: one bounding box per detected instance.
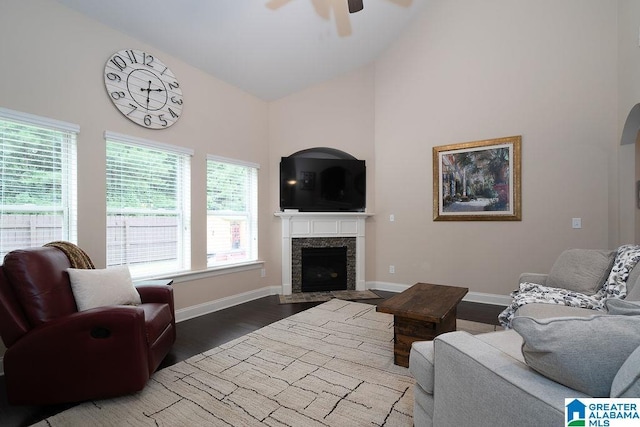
[433,135,521,221]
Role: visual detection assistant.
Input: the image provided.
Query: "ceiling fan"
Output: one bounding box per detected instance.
[266,0,412,37]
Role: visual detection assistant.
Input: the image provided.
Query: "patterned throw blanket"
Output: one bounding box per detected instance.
[44,241,95,269]
[498,245,640,328]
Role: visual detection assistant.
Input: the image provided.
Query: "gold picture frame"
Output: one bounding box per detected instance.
[433,135,521,221]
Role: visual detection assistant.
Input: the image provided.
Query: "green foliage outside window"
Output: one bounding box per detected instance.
[106,142,179,210]
[207,161,247,212]
[0,122,65,206]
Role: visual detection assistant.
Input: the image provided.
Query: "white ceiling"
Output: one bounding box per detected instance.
[56,0,425,101]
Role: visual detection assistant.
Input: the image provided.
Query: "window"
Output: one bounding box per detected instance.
[0,108,78,258]
[106,132,192,278]
[207,155,258,267]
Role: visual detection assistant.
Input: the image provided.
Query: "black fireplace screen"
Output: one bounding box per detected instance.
[301,246,348,292]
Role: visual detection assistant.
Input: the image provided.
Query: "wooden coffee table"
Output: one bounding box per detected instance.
[376,282,468,367]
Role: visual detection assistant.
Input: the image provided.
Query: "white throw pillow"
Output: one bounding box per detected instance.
[67,266,141,311]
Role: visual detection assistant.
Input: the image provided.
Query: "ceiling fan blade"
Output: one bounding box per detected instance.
[311,0,331,20]
[331,0,352,36]
[386,0,413,7]
[265,0,294,10]
[348,0,364,13]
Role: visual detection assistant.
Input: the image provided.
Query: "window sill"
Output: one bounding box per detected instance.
[146,261,265,284]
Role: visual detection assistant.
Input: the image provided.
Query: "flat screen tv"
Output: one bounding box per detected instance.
[280,157,366,212]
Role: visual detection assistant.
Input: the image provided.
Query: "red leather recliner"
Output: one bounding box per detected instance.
[0,247,176,405]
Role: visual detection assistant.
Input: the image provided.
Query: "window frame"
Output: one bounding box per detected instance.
[105,131,193,279]
[0,108,78,257]
[206,154,259,269]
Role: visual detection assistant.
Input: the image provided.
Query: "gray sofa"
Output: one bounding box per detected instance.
[409,248,640,426]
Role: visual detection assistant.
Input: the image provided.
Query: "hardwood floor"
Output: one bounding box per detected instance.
[0,290,505,427]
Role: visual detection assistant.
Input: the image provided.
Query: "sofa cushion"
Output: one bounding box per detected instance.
[546,249,615,295]
[515,303,599,320]
[413,383,434,426]
[68,266,141,312]
[409,330,524,395]
[610,345,640,398]
[410,341,435,393]
[625,272,640,301]
[605,298,640,315]
[512,315,640,397]
[475,329,525,362]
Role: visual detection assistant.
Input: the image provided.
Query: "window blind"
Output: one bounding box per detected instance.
[0,109,78,257]
[206,155,258,267]
[106,136,191,278]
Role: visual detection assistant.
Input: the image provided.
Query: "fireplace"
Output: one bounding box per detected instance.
[275,211,372,295]
[301,246,347,292]
[292,237,356,292]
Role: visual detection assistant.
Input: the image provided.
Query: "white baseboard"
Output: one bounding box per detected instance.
[367,281,511,306]
[367,281,411,293]
[463,291,512,306]
[174,285,282,323]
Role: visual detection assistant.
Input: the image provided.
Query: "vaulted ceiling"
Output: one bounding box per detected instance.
[56,0,425,100]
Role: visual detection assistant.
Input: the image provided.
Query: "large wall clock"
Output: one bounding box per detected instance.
[104,49,183,129]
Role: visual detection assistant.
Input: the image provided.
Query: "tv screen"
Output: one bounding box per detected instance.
[280,157,366,212]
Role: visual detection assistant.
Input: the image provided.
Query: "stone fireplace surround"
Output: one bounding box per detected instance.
[274,212,372,295]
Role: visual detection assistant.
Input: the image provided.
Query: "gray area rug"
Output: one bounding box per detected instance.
[34,300,414,426]
[278,289,381,304]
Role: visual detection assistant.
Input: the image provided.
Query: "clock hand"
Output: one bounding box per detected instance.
[140,82,165,110]
[139,83,164,93]
[146,81,153,109]
[140,80,152,110]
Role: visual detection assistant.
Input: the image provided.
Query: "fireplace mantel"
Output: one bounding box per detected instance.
[274,211,373,295]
